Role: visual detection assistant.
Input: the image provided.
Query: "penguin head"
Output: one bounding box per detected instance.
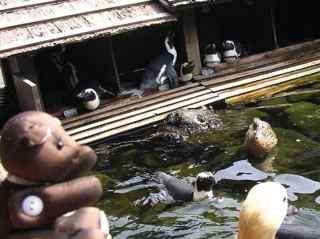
[194,171,215,192]
[76,88,100,111]
[205,43,219,54]
[222,40,236,51]
[76,88,97,102]
[165,31,175,49]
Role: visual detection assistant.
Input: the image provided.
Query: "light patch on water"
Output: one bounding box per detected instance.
[214,160,269,183]
[274,174,320,201]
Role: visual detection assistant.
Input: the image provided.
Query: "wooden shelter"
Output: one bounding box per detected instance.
[0,0,176,113]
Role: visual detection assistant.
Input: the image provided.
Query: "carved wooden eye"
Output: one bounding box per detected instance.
[57,139,64,150]
[52,134,64,150]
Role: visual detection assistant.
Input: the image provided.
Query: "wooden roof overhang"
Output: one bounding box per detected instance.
[157,0,232,12]
[0,0,176,58]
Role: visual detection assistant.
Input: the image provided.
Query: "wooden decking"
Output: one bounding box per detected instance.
[63,39,320,144]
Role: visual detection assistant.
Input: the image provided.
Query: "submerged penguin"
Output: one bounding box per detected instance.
[222,40,241,62]
[180,61,195,83]
[140,171,215,206]
[139,171,215,206]
[140,31,179,93]
[204,43,222,67]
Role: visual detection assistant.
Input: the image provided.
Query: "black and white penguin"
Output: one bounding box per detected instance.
[158,171,215,202]
[222,40,241,62]
[140,31,179,93]
[179,61,195,83]
[203,43,222,67]
[76,88,100,111]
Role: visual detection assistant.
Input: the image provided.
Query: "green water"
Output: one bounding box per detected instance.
[93,88,320,239]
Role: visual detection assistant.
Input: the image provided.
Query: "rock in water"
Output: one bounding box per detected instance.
[244,118,278,158]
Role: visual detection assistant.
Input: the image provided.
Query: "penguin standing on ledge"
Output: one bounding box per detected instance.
[180,61,195,83]
[140,31,179,93]
[203,43,222,67]
[222,40,242,62]
[76,88,100,111]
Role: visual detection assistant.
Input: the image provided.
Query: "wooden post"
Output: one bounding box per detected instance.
[270,2,279,49]
[13,75,43,111]
[8,54,44,111]
[182,9,202,74]
[108,38,121,92]
[0,60,5,88]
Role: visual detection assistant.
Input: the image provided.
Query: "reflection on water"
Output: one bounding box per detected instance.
[93,86,320,239]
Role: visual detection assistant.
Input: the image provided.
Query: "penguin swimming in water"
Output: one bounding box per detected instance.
[204,43,222,67]
[139,171,215,206]
[180,61,195,83]
[222,40,242,62]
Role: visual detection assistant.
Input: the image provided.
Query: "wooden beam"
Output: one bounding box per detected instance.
[226,74,320,105]
[13,75,43,111]
[0,0,60,13]
[108,38,121,92]
[76,65,320,144]
[182,9,202,74]
[0,13,174,55]
[204,58,320,89]
[0,60,5,89]
[68,88,214,136]
[64,85,204,130]
[190,65,320,108]
[270,1,279,48]
[0,0,151,31]
[72,91,218,141]
[8,55,44,111]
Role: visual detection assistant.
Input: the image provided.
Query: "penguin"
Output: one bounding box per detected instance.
[203,43,222,67]
[76,88,100,111]
[222,40,241,63]
[179,61,195,83]
[158,171,215,202]
[139,31,179,93]
[51,45,114,110]
[118,31,179,98]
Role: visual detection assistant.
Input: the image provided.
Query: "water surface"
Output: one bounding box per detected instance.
[93,85,320,238]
